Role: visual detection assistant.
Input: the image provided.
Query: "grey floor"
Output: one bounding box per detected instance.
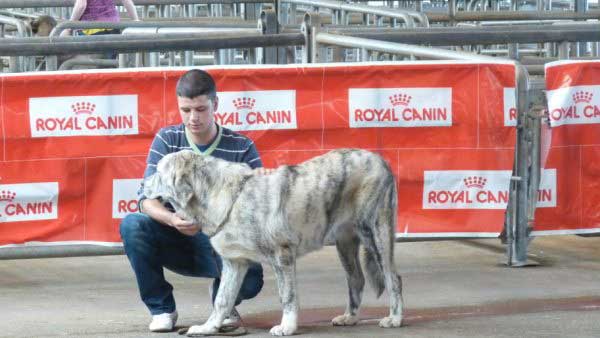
[2,235,600,337]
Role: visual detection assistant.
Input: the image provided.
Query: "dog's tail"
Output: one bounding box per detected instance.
[363,248,386,298]
[362,165,398,299]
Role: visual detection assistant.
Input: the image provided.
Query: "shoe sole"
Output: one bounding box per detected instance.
[178,325,247,336]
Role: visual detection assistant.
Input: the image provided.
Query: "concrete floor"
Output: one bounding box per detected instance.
[2,235,600,338]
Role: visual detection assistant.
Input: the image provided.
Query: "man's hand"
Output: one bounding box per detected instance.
[255,167,275,175]
[169,213,201,236]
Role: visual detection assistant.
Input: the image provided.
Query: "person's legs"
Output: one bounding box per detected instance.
[160,230,264,304]
[121,213,264,318]
[210,259,264,306]
[120,213,180,315]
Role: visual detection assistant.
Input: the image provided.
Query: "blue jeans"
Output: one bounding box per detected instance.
[119,213,264,315]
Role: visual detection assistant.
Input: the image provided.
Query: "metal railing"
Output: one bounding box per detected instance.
[425,9,600,23]
[303,19,600,64]
[0,32,305,56]
[49,18,258,37]
[279,0,428,27]
[0,14,35,72]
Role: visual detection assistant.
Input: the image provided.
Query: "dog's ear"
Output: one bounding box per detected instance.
[202,161,240,232]
[143,173,163,199]
[171,152,196,205]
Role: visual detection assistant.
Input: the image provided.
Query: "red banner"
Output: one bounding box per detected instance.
[0,62,519,246]
[535,61,600,234]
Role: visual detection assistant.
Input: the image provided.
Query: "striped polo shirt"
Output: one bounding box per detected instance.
[138,123,262,203]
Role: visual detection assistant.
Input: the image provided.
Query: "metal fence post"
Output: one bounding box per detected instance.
[260,9,278,64]
[45,55,58,71]
[300,14,310,63]
[558,41,570,59]
[302,12,320,63]
[510,64,532,266]
[526,80,546,219]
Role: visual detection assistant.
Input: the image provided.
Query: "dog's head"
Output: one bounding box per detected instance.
[145,149,250,235]
[29,15,57,37]
[143,150,200,210]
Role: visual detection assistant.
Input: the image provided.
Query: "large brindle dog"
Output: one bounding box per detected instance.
[143,148,403,336]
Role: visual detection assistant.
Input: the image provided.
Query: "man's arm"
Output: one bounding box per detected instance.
[140,199,200,236]
[138,128,200,236]
[121,0,140,21]
[241,140,263,169]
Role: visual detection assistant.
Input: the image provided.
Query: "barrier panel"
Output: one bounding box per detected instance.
[0,61,519,247]
[537,60,600,235]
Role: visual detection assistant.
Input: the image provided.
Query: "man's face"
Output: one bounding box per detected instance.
[177,95,218,137]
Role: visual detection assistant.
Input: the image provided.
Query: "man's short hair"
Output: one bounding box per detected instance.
[176,69,217,99]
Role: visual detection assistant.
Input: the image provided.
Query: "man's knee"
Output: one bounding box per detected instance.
[119,213,156,242]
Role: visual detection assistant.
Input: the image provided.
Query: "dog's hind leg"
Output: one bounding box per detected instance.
[269,246,299,336]
[331,228,364,326]
[372,192,403,328]
[187,259,249,336]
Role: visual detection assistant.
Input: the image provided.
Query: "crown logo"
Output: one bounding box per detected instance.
[232,97,256,110]
[463,176,487,189]
[389,94,412,107]
[0,190,16,202]
[572,91,593,104]
[71,101,96,114]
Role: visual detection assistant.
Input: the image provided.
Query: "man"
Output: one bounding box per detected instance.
[120,69,264,332]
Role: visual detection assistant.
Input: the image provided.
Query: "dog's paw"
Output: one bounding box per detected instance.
[186,323,219,336]
[378,316,402,328]
[331,314,359,326]
[269,324,296,336]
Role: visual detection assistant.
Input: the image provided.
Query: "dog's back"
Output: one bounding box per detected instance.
[277,149,397,256]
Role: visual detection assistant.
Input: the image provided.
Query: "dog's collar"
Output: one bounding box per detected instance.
[185,124,222,156]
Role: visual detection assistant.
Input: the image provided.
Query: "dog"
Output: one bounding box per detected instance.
[29,15,57,37]
[143,148,403,336]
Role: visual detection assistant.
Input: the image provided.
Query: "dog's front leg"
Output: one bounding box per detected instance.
[270,247,298,336]
[187,259,248,336]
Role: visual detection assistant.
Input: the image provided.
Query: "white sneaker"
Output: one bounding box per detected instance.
[149,310,178,332]
[222,307,242,326]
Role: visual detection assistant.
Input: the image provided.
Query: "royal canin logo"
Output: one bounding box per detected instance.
[29,95,138,137]
[349,87,452,128]
[0,183,59,222]
[389,94,412,107]
[572,91,593,104]
[214,90,297,132]
[71,101,96,115]
[423,169,556,210]
[232,97,256,110]
[463,176,487,189]
[546,85,600,127]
